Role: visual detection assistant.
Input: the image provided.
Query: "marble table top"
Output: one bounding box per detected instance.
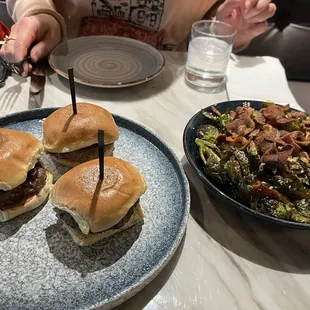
[1,52,309,310]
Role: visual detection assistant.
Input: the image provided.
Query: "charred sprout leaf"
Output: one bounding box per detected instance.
[196,138,221,157]
[252,181,290,204]
[202,110,218,122]
[287,156,304,174]
[257,197,292,219]
[233,149,250,177]
[197,124,219,144]
[224,156,242,184]
[300,154,309,164]
[204,154,225,184]
[247,141,260,170]
[283,120,303,132]
[196,141,225,183]
[274,175,310,200]
[295,199,310,218]
[201,110,229,131]
[291,212,310,223]
[238,174,256,199]
[218,113,229,129]
[263,100,275,108]
[286,156,309,185]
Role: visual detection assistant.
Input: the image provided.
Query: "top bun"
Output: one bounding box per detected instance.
[43,103,119,153]
[0,128,43,191]
[50,157,147,234]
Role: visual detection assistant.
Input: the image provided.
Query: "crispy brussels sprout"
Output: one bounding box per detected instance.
[201,110,229,131]
[257,197,292,220]
[224,156,242,184]
[195,140,225,183]
[218,113,229,129]
[283,120,303,132]
[197,124,219,143]
[291,212,310,223]
[247,141,260,171]
[274,175,310,200]
[238,174,256,199]
[202,110,218,122]
[295,199,310,218]
[233,149,250,177]
[196,138,221,157]
[196,103,310,224]
[263,100,275,108]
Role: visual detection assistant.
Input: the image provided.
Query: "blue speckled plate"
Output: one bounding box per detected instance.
[0,108,190,310]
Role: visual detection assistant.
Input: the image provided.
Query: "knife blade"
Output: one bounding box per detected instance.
[28,58,48,109]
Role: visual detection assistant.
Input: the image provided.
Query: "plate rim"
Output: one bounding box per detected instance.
[0,108,190,309]
[183,99,310,229]
[48,35,166,88]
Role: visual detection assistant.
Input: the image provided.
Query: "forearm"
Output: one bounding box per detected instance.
[6,0,66,38]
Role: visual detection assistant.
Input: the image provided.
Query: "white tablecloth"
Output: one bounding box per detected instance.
[227,55,299,109]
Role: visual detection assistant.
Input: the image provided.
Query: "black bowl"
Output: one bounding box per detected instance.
[183,100,310,229]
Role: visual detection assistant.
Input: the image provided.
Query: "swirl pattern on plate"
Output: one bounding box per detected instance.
[49,36,165,87]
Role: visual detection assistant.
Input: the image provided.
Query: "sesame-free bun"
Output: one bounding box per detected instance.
[62,203,144,246]
[43,103,119,153]
[0,128,43,191]
[51,157,147,234]
[0,171,53,222]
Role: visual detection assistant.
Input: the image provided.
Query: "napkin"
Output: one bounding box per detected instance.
[226,55,299,109]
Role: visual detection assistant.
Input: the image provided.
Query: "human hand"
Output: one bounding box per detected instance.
[216,0,276,48]
[0,14,61,76]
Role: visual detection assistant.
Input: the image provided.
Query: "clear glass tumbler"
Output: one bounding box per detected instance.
[185,20,236,88]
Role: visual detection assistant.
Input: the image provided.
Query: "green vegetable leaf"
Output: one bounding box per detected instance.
[263,100,275,108]
[233,149,250,177]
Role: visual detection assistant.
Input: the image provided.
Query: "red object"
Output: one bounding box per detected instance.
[79,16,165,49]
[0,22,10,41]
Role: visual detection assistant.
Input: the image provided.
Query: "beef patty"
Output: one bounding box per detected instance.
[58,200,139,233]
[51,143,114,163]
[0,162,47,210]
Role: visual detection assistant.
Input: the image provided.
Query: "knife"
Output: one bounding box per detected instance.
[28,58,48,109]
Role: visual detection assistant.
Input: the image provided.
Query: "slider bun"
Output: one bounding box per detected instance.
[0,171,53,222]
[62,203,144,246]
[43,102,119,153]
[0,128,43,191]
[51,157,147,234]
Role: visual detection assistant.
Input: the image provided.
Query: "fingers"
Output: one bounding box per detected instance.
[20,62,31,77]
[245,0,273,19]
[245,21,268,41]
[0,14,60,77]
[246,3,276,23]
[0,17,37,76]
[247,20,268,36]
[233,21,268,47]
[30,41,54,63]
[217,0,246,18]
[13,18,37,62]
[2,18,36,63]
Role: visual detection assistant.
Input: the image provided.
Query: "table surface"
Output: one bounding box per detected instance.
[1,52,310,310]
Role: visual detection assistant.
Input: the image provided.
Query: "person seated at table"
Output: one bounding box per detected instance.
[1,0,276,76]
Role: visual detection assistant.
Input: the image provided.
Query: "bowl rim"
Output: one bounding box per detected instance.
[183,99,310,229]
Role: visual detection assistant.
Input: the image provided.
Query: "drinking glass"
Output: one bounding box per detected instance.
[185,20,236,88]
